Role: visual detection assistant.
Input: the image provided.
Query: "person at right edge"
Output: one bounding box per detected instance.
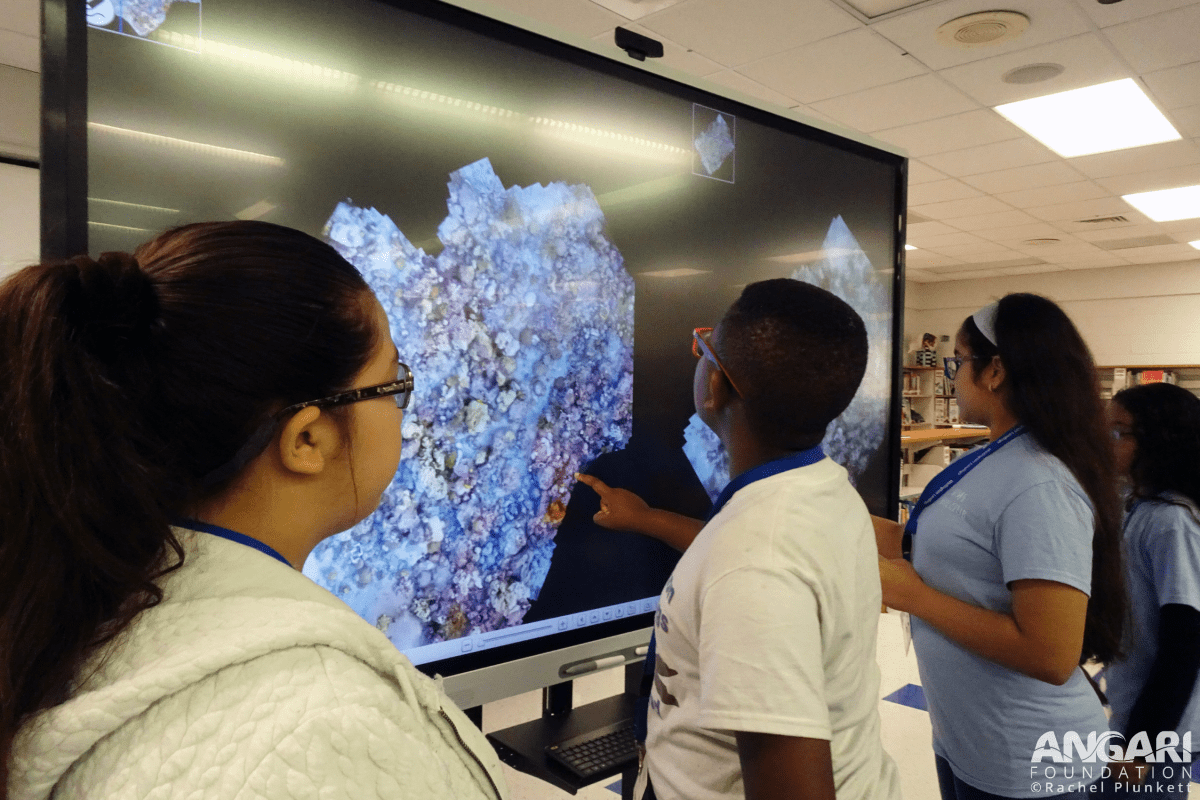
[876,293,1126,800]
[577,278,902,800]
[1104,382,1200,796]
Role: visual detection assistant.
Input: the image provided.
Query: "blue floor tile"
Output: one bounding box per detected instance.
[883,683,928,712]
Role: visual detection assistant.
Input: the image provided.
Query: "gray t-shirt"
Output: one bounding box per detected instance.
[1106,495,1200,742]
[911,432,1107,797]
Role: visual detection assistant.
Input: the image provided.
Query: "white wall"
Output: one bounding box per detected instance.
[0,161,38,278]
[0,64,38,162]
[905,258,1200,367]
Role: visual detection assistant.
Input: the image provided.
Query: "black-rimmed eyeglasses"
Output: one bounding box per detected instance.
[274,361,414,418]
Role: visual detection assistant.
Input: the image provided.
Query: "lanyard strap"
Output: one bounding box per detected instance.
[178,518,293,567]
[708,444,826,521]
[904,424,1027,537]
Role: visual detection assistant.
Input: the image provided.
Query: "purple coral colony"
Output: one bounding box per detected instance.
[305,159,634,650]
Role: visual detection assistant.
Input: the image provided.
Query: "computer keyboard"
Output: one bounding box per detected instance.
[545,718,638,781]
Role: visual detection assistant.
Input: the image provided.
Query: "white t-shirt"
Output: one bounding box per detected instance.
[638,457,901,800]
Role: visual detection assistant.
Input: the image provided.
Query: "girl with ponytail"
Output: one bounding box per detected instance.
[0,222,506,800]
[874,293,1125,800]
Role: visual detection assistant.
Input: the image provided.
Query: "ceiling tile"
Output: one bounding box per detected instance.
[937,32,1129,108]
[994,180,1109,208]
[1120,243,1200,264]
[948,209,1039,231]
[1077,0,1197,28]
[1056,253,1129,269]
[591,26,723,76]
[1097,163,1200,196]
[870,0,1092,71]
[1002,264,1064,276]
[975,221,1068,243]
[905,269,937,283]
[907,178,982,204]
[701,70,798,108]
[1168,105,1200,139]
[738,28,926,105]
[912,194,1012,220]
[907,160,948,184]
[486,0,627,37]
[810,74,978,133]
[905,249,963,267]
[1162,219,1200,239]
[1103,4,1200,73]
[908,231,988,248]
[876,109,1023,157]
[933,268,1008,279]
[960,160,1086,194]
[1068,140,1200,180]
[0,28,37,73]
[639,0,859,67]
[907,227,984,247]
[956,248,1032,263]
[0,0,37,38]
[1143,62,1200,111]
[907,220,962,237]
[1026,196,1137,223]
[929,244,1014,260]
[920,136,1058,176]
[1077,223,1167,243]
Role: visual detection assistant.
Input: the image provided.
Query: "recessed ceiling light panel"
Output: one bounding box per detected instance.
[995,78,1182,158]
[1122,185,1200,222]
[1189,240,1200,250]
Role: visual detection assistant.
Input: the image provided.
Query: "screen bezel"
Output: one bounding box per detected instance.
[43,0,908,686]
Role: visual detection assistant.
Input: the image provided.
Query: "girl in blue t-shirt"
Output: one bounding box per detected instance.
[874,293,1126,800]
[1105,382,1200,795]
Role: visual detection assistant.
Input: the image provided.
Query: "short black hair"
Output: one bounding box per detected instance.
[717,278,867,449]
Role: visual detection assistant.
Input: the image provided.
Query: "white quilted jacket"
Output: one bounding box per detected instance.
[9,529,509,800]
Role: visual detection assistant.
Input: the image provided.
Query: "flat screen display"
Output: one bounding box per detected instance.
[79,0,904,678]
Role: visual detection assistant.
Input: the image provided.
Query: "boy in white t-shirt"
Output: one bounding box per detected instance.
[577,279,901,800]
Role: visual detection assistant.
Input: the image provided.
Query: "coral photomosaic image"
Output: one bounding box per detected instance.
[83,0,901,657]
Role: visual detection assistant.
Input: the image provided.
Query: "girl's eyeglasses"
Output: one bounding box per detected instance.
[692,327,744,398]
[274,361,414,418]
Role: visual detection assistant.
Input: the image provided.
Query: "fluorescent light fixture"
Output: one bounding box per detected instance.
[1189,240,1200,250]
[905,244,917,251]
[1122,185,1200,222]
[994,78,1181,158]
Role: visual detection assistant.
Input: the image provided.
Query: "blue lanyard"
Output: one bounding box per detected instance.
[708,444,826,520]
[178,518,292,567]
[904,424,1028,537]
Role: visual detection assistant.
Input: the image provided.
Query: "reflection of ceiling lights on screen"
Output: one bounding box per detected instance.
[87,197,180,214]
[373,82,687,164]
[150,31,361,91]
[87,221,154,233]
[88,123,286,166]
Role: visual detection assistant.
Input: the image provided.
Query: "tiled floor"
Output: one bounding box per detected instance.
[482,612,1198,799]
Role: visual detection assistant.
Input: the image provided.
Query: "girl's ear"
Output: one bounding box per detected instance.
[986,355,1008,393]
[276,406,331,475]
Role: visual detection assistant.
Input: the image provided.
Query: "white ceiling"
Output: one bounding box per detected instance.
[3,0,1199,282]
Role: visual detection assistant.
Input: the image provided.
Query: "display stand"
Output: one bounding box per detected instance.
[485,662,643,798]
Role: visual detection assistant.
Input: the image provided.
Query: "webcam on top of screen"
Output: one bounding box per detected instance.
[615,27,664,61]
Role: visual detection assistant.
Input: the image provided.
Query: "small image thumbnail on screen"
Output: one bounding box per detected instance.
[86,0,201,48]
[692,104,736,184]
[305,157,637,652]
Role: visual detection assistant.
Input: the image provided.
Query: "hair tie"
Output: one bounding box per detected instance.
[64,252,160,361]
[972,301,999,347]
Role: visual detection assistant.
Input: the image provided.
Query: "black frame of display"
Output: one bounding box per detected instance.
[41,0,908,681]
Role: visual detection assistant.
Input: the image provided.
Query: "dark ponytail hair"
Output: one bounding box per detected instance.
[0,221,377,787]
[1113,382,1200,518]
[962,293,1125,664]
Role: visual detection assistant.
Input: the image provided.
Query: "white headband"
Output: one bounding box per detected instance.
[972,301,999,346]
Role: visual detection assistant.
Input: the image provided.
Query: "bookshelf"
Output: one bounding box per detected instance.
[902,365,959,428]
[1097,365,1200,401]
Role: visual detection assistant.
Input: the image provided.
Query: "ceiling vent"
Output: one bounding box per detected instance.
[1023,238,1062,246]
[937,11,1030,48]
[1003,63,1065,84]
[1076,215,1130,225]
